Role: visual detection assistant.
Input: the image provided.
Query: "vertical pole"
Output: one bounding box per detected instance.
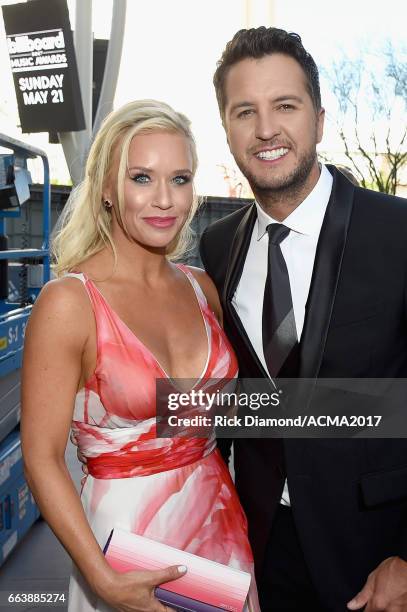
[92,0,127,137]
[57,0,126,185]
[244,0,252,29]
[73,0,93,178]
[244,0,275,27]
[40,153,51,283]
[268,0,275,26]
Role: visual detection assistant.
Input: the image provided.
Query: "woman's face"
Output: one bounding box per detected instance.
[108,130,194,250]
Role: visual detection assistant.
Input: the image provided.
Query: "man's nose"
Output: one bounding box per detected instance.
[255,111,280,141]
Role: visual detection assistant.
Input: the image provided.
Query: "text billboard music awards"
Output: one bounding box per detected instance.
[2,0,85,133]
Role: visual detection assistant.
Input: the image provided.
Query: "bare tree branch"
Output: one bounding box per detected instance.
[323,42,407,194]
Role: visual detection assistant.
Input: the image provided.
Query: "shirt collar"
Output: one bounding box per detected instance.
[256,164,333,240]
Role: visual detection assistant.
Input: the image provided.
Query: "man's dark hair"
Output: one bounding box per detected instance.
[213,26,321,122]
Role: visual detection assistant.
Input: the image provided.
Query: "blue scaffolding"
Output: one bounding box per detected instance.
[0,133,50,565]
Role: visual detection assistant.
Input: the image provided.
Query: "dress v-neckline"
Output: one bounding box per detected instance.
[83,265,211,385]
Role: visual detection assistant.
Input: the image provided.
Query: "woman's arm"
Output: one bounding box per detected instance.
[21,279,184,612]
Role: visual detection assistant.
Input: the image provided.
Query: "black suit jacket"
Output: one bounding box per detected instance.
[200,166,407,610]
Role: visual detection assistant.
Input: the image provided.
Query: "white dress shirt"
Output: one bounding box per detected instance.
[232,165,333,505]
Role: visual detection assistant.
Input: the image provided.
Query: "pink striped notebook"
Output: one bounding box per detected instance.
[104,529,250,612]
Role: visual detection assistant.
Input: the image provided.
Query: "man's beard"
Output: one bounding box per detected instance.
[239,147,318,199]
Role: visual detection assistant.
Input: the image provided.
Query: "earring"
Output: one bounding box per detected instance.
[104,200,112,209]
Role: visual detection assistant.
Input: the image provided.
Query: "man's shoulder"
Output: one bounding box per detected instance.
[199,202,254,278]
[354,184,407,215]
[201,202,254,241]
[329,165,407,218]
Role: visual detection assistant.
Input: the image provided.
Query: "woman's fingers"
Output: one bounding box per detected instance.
[147,565,187,588]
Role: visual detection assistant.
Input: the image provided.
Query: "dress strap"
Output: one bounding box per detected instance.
[64,271,96,318]
[64,271,87,284]
[176,264,209,309]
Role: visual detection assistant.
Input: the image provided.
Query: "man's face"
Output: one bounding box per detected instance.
[223,53,324,196]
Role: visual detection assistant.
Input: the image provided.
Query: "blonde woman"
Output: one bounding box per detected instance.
[21,100,259,612]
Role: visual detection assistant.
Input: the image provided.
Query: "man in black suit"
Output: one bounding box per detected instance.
[200,27,407,612]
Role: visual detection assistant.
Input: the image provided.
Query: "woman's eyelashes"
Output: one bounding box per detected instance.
[172,174,191,185]
[131,173,150,184]
[130,173,191,185]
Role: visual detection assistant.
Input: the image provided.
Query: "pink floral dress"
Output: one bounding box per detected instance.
[66,265,259,612]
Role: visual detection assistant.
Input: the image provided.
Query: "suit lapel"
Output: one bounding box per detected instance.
[223,203,257,302]
[222,204,269,378]
[299,165,355,378]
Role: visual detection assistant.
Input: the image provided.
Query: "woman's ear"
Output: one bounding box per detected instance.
[102,186,112,202]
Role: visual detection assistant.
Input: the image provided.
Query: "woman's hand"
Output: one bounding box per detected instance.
[97,564,187,612]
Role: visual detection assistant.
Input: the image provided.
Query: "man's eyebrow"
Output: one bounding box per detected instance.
[272,95,304,104]
[228,95,304,114]
[228,101,255,114]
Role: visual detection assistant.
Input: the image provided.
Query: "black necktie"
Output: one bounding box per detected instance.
[262,223,299,377]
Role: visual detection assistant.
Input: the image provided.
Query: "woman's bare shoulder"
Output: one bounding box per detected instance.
[27,276,93,346]
[36,275,89,307]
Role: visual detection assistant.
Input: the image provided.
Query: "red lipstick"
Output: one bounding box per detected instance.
[143,216,177,228]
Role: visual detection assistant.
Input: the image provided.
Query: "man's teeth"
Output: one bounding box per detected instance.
[256,148,288,160]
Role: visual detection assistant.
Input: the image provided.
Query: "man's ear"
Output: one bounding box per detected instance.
[223,119,231,149]
[316,107,325,144]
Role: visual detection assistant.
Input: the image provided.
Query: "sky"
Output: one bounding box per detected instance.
[0,0,406,194]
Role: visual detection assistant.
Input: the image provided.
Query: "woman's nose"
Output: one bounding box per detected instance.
[153,181,173,209]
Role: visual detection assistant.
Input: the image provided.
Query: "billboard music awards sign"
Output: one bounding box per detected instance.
[2,0,85,133]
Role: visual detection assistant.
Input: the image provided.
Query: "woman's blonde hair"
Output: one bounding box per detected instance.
[52,99,199,277]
